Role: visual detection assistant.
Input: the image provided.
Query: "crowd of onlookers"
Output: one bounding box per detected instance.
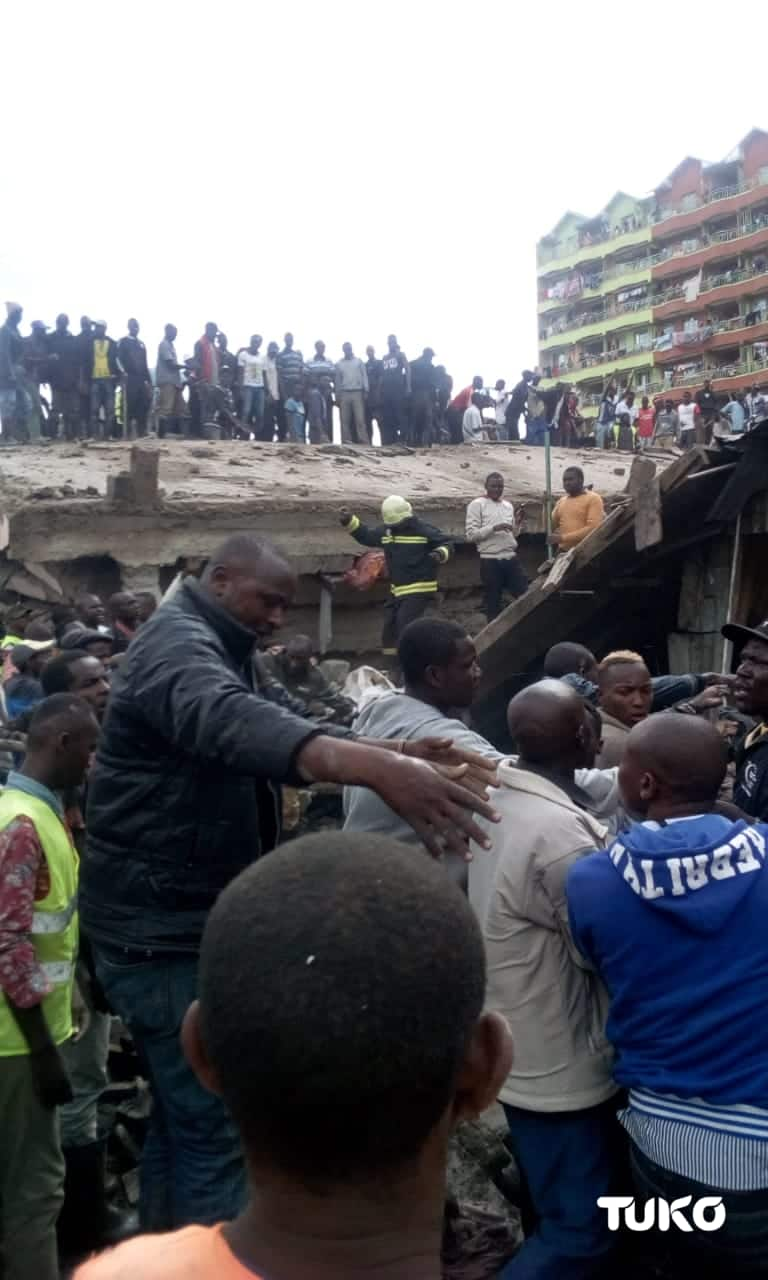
[4,303,764,458]
[0,304,534,449]
[2,518,768,1280]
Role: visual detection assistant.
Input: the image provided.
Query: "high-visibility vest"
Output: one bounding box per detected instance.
[0,790,79,1056]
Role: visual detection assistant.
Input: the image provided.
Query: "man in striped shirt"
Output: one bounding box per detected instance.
[568,714,768,1274]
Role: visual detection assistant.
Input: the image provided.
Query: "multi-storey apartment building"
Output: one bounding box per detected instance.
[536,129,768,417]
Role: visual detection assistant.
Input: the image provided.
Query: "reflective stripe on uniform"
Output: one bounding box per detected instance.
[390,581,439,597]
[39,960,75,984]
[380,534,430,544]
[31,894,77,935]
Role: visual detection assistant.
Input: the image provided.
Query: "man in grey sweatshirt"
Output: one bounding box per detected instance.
[343,619,622,864]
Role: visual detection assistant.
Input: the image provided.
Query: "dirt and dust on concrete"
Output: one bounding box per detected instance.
[0,438,659,518]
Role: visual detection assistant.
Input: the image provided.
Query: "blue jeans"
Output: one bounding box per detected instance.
[92,944,247,1231]
[241,384,264,433]
[594,420,612,449]
[59,1010,110,1147]
[500,1099,626,1278]
[284,397,306,443]
[527,415,549,446]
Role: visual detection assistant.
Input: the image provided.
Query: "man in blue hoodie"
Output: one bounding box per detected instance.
[568,714,768,1275]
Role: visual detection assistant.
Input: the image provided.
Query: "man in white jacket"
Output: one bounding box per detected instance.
[471,680,623,1280]
[465,473,528,621]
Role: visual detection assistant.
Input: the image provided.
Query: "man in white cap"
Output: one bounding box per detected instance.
[0,304,24,441]
[340,496,451,659]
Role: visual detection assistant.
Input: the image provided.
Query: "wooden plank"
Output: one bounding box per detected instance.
[626,456,656,497]
[634,475,662,550]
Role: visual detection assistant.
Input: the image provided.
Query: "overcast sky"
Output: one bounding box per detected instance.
[3,1,766,387]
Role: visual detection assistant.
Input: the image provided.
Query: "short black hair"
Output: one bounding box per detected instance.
[543,641,596,679]
[202,534,287,579]
[485,471,503,485]
[41,650,90,696]
[398,618,467,685]
[26,694,95,750]
[563,465,584,481]
[199,832,485,1187]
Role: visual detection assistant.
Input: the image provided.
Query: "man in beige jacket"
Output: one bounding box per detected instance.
[471,681,624,1279]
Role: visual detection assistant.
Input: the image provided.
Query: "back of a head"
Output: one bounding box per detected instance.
[198,832,485,1187]
[41,650,89,697]
[543,641,596,680]
[507,678,585,765]
[26,692,95,752]
[398,617,467,687]
[624,715,727,808]
[24,619,54,642]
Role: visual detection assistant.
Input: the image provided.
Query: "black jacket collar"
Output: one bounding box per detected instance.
[181,578,258,665]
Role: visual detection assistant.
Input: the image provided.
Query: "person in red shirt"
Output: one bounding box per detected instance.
[636,395,655,451]
[76,831,513,1280]
[446,374,484,443]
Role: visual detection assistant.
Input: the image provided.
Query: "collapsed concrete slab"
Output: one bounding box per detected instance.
[0,439,671,655]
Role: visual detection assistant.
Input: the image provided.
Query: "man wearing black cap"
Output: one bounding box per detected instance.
[723,619,768,819]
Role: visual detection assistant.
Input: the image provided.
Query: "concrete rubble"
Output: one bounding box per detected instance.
[0,438,672,652]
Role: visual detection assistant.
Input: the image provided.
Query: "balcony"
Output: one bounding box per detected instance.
[652,264,768,321]
[652,221,768,281]
[538,258,653,312]
[538,304,652,352]
[538,348,653,388]
[652,178,768,238]
[651,310,768,364]
[537,220,651,276]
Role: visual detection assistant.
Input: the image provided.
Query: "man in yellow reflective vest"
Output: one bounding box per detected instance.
[0,694,99,1280]
[340,495,452,659]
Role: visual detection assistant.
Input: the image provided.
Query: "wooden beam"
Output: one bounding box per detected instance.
[634,475,662,550]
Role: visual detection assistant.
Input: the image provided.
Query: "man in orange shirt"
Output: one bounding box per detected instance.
[551,466,605,552]
[76,832,513,1280]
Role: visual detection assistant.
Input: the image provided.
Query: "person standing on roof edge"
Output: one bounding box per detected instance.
[551,466,605,551]
[695,378,718,444]
[340,496,451,661]
[379,335,410,446]
[465,473,528,622]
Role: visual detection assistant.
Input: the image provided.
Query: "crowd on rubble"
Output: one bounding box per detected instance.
[3,303,766,459]
[3,475,768,1279]
[0,303,532,449]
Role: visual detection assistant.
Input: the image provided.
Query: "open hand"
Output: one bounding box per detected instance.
[404,736,499,778]
[372,753,500,861]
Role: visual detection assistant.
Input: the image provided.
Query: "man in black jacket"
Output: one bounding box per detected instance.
[81,534,496,1233]
[724,618,768,820]
[340,495,451,659]
[117,319,153,437]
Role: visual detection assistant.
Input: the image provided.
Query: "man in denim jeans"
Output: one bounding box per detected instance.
[83,321,120,439]
[81,535,498,1233]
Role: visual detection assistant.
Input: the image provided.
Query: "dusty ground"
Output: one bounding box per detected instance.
[0,438,668,513]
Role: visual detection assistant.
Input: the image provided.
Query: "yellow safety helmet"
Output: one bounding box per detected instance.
[380,495,413,525]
